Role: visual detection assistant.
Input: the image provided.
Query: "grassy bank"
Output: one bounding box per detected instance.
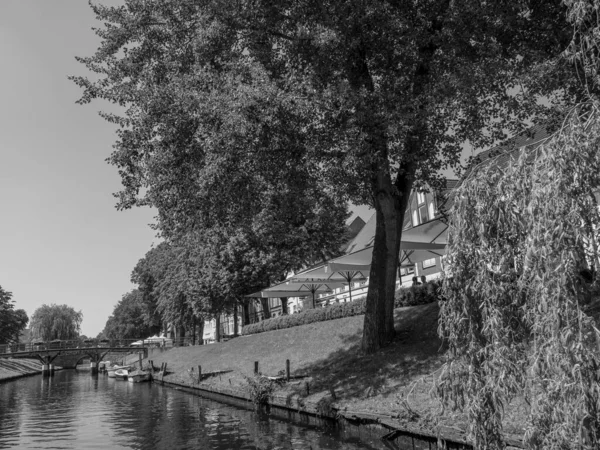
[148,303,525,446]
[0,359,41,382]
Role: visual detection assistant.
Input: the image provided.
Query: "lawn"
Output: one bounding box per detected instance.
[148,302,527,442]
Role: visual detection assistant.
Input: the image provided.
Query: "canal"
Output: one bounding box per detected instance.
[0,371,389,449]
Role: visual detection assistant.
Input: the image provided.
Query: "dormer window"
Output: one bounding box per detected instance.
[429,201,436,218]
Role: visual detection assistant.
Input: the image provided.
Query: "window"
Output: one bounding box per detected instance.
[417,191,426,204]
[418,205,428,223]
[400,266,415,276]
[412,210,419,227]
[422,258,436,269]
[429,201,436,219]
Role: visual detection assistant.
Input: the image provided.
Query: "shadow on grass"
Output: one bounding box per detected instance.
[299,302,444,403]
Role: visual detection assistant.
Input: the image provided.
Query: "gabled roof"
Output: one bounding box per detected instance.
[344,213,375,254]
[340,216,367,253]
[464,122,556,176]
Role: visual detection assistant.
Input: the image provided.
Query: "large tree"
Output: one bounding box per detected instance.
[0,285,29,344]
[102,289,155,340]
[73,0,575,352]
[30,304,83,342]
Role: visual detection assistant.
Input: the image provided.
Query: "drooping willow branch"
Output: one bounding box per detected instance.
[436,103,600,450]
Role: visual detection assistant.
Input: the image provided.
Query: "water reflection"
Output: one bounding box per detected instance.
[0,371,386,449]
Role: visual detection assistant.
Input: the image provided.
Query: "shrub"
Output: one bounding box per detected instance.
[242,279,442,336]
[243,373,281,406]
[394,279,442,307]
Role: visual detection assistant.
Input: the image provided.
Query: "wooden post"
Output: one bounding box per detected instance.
[90,361,98,375]
[254,361,259,374]
[42,364,49,377]
[161,363,167,382]
[305,381,310,396]
[329,386,336,400]
[49,364,55,376]
[286,359,290,381]
[197,365,202,383]
[149,360,154,371]
[138,352,143,370]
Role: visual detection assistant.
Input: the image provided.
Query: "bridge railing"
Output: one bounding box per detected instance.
[0,336,217,355]
[0,339,150,355]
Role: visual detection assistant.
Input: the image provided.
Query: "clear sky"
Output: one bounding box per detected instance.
[0,0,159,337]
[0,0,374,338]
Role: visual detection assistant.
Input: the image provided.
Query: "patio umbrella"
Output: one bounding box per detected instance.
[292,218,448,298]
[247,280,347,308]
[289,263,369,302]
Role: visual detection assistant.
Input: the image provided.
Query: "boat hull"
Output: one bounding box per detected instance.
[127,372,151,383]
[114,368,129,380]
[108,365,131,378]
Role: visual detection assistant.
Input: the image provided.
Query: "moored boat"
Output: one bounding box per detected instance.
[114,368,129,380]
[127,370,151,383]
[107,365,131,378]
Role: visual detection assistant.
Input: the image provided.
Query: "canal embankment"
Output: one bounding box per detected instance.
[0,358,41,382]
[145,302,525,449]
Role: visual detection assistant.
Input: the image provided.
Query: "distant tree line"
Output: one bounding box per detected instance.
[0,284,28,345]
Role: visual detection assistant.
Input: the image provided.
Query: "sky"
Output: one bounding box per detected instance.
[0,1,374,338]
[0,0,159,337]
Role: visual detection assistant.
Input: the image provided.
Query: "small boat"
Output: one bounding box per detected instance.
[107,365,131,378]
[127,370,151,383]
[114,368,129,380]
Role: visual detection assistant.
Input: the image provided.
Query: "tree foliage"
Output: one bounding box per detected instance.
[437,105,600,449]
[0,285,28,344]
[102,289,155,339]
[30,304,83,342]
[73,0,577,352]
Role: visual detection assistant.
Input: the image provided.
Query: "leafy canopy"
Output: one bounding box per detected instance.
[102,289,155,340]
[30,304,83,342]
[0,285,29,344]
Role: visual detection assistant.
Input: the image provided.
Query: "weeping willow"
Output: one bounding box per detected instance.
[436,104,600,449]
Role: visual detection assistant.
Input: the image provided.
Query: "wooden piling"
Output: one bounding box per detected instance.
[138,353,143,370]
[305,381,310,396]
[90,361,98,375]
[329,386,336,400]
[254,361,259,374]
[286,359,290,381]
[49,364,55,376]
[197,365,202,384]
[42,364,49,377]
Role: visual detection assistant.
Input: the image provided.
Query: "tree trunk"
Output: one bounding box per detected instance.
[280,297,288,315]
[241,299,251,326]
[215,315,221,343]
[362,164,414,354]
[259,298,271,320]
[192,317,196,346]
[233,304,239,336]
[197,318,204,345]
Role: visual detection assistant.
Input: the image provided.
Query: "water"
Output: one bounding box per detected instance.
[0,371,386,449]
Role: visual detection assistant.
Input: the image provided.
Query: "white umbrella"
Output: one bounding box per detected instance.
[247,280,347,308]
[292,219,448,298]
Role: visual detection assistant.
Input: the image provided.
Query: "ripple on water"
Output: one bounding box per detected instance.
[0,371,386,450]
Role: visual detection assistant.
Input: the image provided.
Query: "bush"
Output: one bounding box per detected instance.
[394,279,442,307]
[242,279,443,336]
[243,373,282,406]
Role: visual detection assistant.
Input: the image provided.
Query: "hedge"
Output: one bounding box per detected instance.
[242,279,442,335]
